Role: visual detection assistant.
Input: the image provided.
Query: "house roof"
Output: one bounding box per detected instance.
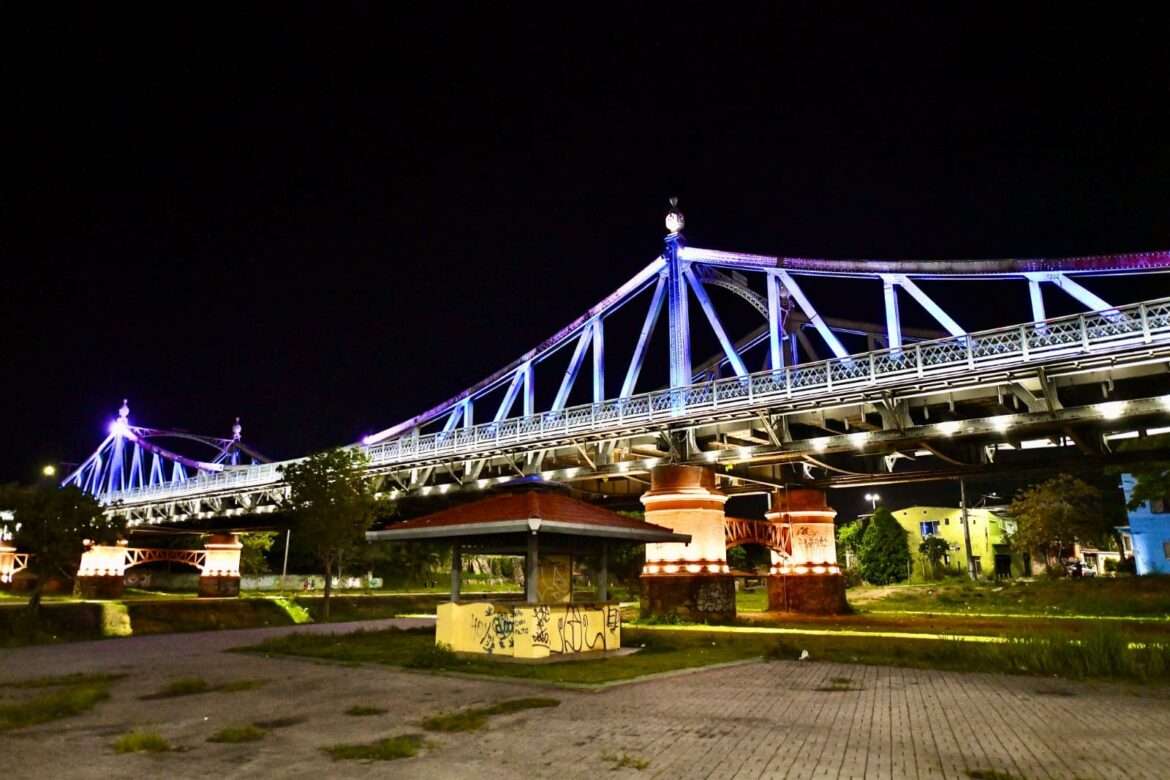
[366,491,690,544]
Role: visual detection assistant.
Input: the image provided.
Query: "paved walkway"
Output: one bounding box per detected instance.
[3,622,1169,779]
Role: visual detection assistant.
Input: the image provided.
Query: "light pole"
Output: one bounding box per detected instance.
[864,493,881,511]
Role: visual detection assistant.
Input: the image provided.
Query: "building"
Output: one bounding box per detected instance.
[1117,473,1170,575]
[892,505,1027,578]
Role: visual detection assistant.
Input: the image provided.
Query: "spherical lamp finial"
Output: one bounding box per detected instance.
[118,399,130,420]
[665,196,685,235]
[232,417,242,440]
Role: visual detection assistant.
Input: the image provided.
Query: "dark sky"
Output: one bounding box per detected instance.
[4,5,1170,518]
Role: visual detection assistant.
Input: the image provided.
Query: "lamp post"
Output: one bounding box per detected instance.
[41,465,56,478]
[864,493,881,511]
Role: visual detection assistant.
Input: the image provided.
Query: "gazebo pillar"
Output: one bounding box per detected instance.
[450,542,462,602]
[597,542,609,602]
[525,530,539,604]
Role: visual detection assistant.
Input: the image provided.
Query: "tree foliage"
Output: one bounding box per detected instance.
[858,507,911,585]
[0,482,123,610]
[837,521,864,560]
[238,531,277,575]
[280,447,378,619]
[1008,474,1111,565]
[918,535,951,579]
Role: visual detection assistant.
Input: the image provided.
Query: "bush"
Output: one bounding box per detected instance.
[404,641,458,669]
[1104,558,1118,573]
[858,507,911,585]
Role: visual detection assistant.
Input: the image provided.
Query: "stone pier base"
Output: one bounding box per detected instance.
[198,576,241,598]
[642,575,736,622]
[767,574,848,614]
[75,575,125,599]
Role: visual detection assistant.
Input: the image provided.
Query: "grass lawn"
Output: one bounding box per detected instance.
[852,576,1170,619]
[0,673,123,731]
[241,626,771,685]
[241,622,1170,684]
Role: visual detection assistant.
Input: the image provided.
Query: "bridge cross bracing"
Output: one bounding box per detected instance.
[69,210,1170,523]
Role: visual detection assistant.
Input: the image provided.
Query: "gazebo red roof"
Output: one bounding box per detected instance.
[367,490,689,544]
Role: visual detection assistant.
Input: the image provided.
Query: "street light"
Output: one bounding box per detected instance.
[41,465,56,478]
[864,493,881,510]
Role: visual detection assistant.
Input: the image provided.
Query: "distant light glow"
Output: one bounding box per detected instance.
[41,465,56,477]
[737,447,752,459]
[991,415,1013,432]
[937,421,961,436]
[811,437,828,453]
[848,432,868,449]
[1098,401,1126,420]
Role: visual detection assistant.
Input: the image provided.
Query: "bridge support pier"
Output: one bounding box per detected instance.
[766,490,847,614]
[75,540,130,598]
[198,533,242,597]
[640,465,735,621]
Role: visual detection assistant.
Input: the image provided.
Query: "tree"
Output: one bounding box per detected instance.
[836,520,865,568]
[1008,474,1112,567]
[0,482,123,611]
[857,506,911,585]
[919,536,951,579]
[280,447,378,620]
[238,531,277,575]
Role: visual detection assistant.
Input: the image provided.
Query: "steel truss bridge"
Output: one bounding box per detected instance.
[69,210,1170,525]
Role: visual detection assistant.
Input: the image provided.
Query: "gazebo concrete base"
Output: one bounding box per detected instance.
[436,601,621,660]
[766,574,848,614]
[641,574,736,622]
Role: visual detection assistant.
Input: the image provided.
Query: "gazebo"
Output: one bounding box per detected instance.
[366,490,689,659]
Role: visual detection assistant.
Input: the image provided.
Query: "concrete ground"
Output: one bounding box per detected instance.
[3,620,1170,779]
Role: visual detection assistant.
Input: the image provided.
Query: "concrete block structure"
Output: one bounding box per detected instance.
[640,465,736,621]
[766,489,847,614]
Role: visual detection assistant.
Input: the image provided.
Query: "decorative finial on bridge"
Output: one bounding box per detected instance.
[118,399,130,421]
[232,417,242,440]
[665,196,685,235]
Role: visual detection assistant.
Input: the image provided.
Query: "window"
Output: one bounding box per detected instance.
[1163,542,1170,560]
[919,521,939,539]
[1152,499,1170,514]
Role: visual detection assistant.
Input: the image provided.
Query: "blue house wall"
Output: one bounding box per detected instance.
[1120,474,1170,576]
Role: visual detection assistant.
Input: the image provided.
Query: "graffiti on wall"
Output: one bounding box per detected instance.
[438,601,620,659]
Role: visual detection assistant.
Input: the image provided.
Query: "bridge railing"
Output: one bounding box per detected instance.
[104,297,1170,506]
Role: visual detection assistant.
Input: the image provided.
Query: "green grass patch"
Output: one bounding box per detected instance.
[421,697,559,732]
[857,577,1170,619]
[346,705,388,716]
[736,588,768,613]
[253,715,306,729]
[126,599,295,635]
[603,752,650,770]
[322,733,425,761]
[0,673,122,731]
[239,626,771,685]
[140,676,266,700]
[113,729,171,753]
[208,724,266,743]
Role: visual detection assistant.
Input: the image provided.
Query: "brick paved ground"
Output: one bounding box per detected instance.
[3,622,1169,779]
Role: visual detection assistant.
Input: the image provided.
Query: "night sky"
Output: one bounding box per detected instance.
[5,6,1170,517]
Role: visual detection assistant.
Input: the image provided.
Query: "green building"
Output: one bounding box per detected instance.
[892,506,1028,578]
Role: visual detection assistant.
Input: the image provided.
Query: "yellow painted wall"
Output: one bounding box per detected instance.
[436,601,620,659]
[892,506,1021,576]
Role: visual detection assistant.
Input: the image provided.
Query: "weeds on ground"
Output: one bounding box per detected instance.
[814,676,860,692]
[404,641,459,669]
[0,673,123,731]
[346,705,388,716]
[208,724,266,743]
[322,733,425,761]
[966,770,1025,780]
[140,677,266,700]
[113,729,171,753]
[602,751,650,771]
[253,716,306,729]
[421,698,560,732]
